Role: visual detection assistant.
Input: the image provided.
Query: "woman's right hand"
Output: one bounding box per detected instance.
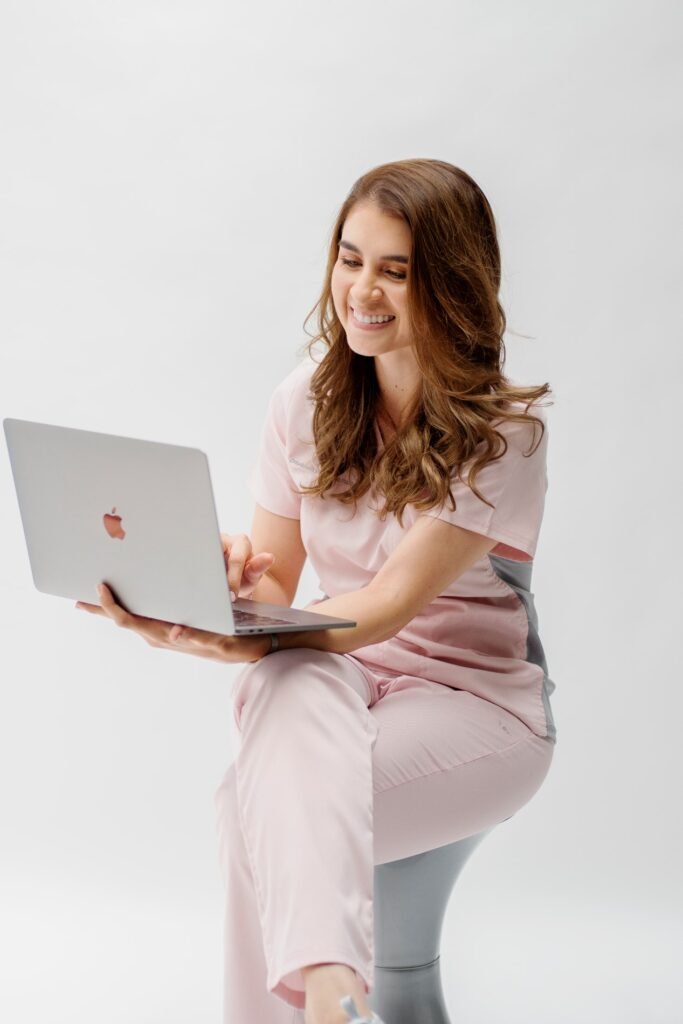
[220,532,275,602]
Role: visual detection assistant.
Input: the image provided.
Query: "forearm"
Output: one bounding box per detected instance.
[272,583,405,656]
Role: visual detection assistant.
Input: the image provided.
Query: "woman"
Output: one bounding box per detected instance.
[79,159,557,1024]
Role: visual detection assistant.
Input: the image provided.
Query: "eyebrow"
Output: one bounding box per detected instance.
[338,239,409,264]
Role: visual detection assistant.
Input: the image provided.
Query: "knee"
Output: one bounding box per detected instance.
[241,646,327,682]
[232,648,369,737]
[233,647,331,713]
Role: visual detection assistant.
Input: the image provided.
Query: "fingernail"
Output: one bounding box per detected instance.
[230,590,236,602]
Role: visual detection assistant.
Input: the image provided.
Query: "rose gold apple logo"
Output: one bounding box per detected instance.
[103,506,126,540]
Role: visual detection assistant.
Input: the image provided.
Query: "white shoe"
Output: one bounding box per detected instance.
[339,994,387,1023]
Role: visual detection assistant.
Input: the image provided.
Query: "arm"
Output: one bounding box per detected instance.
[274,513,498,656]
[244,503,307,607]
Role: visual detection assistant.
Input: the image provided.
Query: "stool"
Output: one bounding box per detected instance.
[369,821,508,1023]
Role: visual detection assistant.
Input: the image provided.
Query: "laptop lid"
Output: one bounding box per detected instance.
[3,418,355,637]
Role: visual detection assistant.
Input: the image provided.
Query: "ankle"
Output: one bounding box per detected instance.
[302,962,371,1023]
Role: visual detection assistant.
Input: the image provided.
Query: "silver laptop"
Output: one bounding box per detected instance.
[3,418,356,637]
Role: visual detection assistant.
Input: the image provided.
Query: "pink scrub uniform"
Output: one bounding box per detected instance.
[215,357,557,1021]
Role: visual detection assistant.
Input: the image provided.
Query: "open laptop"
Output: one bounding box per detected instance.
[3,418,356,637]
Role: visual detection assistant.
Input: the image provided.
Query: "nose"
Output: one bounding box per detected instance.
[350,269,383,307]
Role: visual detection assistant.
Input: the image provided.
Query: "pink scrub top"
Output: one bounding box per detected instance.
[248,357,557,744]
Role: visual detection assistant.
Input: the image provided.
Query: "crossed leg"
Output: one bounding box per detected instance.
[214,647,553,1022]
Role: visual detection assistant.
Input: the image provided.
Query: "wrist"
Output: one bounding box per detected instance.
[249,634,277,661]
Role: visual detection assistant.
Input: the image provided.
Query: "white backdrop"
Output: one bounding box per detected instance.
[1,2,681,1022]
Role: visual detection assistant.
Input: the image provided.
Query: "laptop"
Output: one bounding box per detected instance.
[3,418,356,637]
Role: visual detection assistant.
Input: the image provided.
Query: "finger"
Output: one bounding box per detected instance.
[240,553,275,594]
[221,532,250,563]
[245,552,275,573]
[75,601,105,615]
[243,552,275,581]
[225,535,253,599]
[79,587,219,655]
[96,583,138,629]
[97,586,181,645]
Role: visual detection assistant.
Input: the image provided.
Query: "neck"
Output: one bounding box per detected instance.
[373,352,421,427]
[377,389,415,432]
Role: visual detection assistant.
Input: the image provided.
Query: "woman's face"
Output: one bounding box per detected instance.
[331,200,414,358]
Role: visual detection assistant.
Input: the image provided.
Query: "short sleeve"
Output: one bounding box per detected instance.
[247,371,303,520]
[421,407,549,561]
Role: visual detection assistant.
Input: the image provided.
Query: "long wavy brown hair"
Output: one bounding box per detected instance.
[294,158,553,527]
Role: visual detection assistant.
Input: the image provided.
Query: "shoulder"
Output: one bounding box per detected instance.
[489,400,549,457]
[263,356,320,457]
[449,401,549,492]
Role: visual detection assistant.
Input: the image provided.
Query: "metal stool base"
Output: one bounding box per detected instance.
[370,957,449,1024]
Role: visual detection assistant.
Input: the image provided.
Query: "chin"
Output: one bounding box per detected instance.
[345,337,384,358]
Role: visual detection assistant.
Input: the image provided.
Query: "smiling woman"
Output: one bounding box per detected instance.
[297,159,552,531]
[69,157,558,1024]
[211,159,558,1024]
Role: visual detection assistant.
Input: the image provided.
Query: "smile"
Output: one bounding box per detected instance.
[351,306,396,327]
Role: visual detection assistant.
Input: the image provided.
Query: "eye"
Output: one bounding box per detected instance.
[340,258,406,280]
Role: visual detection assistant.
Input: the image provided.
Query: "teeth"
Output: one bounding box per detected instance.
[352,308,395,324]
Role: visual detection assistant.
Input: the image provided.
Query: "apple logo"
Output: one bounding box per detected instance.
[103,506,126,540]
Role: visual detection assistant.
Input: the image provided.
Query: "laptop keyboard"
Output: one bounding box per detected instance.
[232,608,296,628]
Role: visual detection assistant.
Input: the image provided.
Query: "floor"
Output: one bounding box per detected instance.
[1,880,679,1024]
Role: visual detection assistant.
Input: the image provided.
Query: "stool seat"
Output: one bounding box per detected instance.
[369,823,504,1023]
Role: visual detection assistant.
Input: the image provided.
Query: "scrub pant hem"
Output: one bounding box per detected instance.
[271,953,373,1009]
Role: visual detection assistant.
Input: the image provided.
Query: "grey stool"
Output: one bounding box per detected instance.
[369,821,509,1023]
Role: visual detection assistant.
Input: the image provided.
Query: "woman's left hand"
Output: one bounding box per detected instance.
[75,583,271,664]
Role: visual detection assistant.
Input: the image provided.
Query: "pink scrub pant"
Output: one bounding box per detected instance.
[214,647,554,1022]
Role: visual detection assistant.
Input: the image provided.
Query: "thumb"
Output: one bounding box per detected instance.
[244,552,275,579]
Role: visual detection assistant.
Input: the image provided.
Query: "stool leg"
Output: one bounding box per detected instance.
[370,831,496,1024]
[371,959,450,1024]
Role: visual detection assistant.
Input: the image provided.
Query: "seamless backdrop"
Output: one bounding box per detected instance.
[1,2,681,1023]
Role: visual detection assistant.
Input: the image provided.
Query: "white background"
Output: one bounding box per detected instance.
[1,2,681,1022]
